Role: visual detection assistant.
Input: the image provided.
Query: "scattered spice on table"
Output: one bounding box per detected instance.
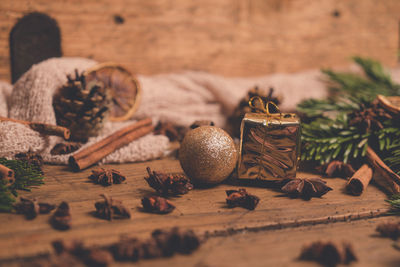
[299,241,357,266]
[52,239,113,267]
[111,227,201,261]
[144,167,193,196]
[50,142,82,155]
[226,188,260,210]
[376,221,400,240]
[141,196,175,214]
[94,194,131,221]
[14,150,44,173]
[89,168,126,186]
[51,201,71,230]
[14,197,55,219]
[190,120,215,129]
[281,178,332,200]
[154,121,187,142]
[317,160,355,178]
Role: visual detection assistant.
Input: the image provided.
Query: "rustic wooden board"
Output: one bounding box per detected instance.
[1,0,400,81]
[129,217,400,267]
[0,158,390,262]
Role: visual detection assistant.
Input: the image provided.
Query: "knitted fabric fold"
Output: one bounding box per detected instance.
[0,57,331,165]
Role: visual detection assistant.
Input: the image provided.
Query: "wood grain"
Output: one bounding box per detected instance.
[0,158,390,262]
[0,0,400,81]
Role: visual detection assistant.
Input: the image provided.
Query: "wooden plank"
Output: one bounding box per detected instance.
[122,217,400,267]
[0,0,400,81]
[0,158,390,261]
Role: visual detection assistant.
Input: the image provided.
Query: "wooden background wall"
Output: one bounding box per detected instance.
[0,0,399,82]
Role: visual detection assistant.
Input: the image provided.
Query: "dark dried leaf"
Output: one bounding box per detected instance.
[144,167,193,196]
[50,142,82,155]
[51,201,71,230]
[141,196,175,214]
[190,120,215,129]
[89,168,126,186]
[299,241,357,266]
[14,150,44,173]
[376,222,400,240]
[226,188,260,210]
[281,178,332,200]
[94,194,131,221]
[317,160,356,178]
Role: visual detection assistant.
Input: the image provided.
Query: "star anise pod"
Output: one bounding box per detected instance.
[376,221,400,240]
[51,201,72,230]
[89,168,126,186]
[317,160,356,178]
[50,142,82,155]
[141,196,175,214]
[94,194,131,221]
[144,167,193,196]
[14,150,44,173]
[154,122,187,142]
[14,197,55,219]
[299,241,357,266]
[226,188,260,210]
[281,178,332,200]
[348,102,392,133]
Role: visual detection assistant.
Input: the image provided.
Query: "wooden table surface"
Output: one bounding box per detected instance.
[0,157,398,266]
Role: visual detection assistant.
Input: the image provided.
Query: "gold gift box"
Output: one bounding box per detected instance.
[238,112,301,180]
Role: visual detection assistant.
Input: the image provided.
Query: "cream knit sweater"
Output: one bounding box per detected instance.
[1,57,331,165]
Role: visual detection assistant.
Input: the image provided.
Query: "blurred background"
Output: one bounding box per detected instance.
[0,0,399,82]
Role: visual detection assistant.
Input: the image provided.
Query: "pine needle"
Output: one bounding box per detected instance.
[0,158,44,212]
[299,57,400,164]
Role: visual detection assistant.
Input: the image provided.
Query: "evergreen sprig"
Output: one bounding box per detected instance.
[299,57,400,165]
[386,194,400,214]
[0,158,44,212]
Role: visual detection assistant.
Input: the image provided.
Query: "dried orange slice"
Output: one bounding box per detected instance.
[85,63,141,121]
[377,95,400,114]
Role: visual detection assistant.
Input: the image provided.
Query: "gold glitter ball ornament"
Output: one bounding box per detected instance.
[179,126,238,184]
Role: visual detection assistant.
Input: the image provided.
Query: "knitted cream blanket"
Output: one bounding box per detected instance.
[0,57,330,165]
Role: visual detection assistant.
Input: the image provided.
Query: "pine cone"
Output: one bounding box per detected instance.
[228,86,282,137]
[53,70,111,141]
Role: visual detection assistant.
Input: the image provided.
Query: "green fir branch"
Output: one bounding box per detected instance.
[0,158,44,212]
[386,194,400,214]
[299,56,400,164]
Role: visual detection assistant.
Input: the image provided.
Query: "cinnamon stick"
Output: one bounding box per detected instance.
[346,164,373,196]
[366,147,400,194]
[0,164,15,186]
[69,118,154,171]
[0,117,70,140]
